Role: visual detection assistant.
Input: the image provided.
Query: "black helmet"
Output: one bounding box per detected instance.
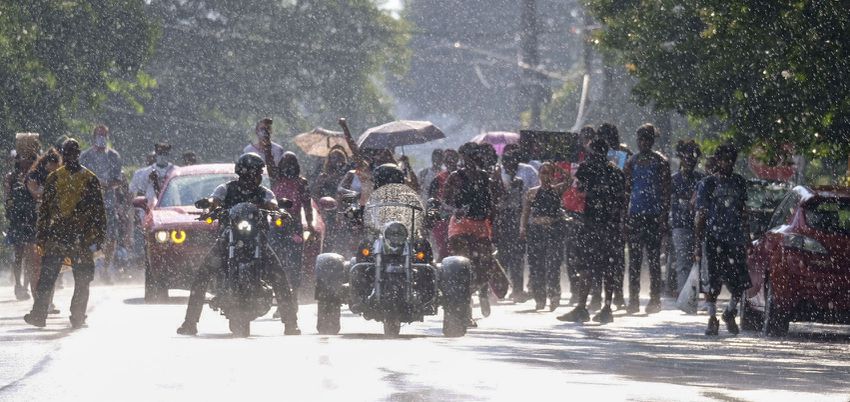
[235,152,265,177]
[372,163,406,189]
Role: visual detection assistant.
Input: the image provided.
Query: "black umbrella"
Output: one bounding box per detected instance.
[357,120,445,150]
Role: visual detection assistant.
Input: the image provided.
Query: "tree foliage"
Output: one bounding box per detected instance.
[585,0,850,156]
[0,0,159,149]
[110,0,409,161]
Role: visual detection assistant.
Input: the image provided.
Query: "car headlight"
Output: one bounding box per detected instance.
[383,222,408,246]
[170,230,187,244]
[155,230,169,243]
[236,220,252,233]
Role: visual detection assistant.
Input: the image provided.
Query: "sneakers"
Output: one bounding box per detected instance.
[722,310,739,335]
[592,306,614,324]
[14,285,30,301]
[284,323,302,336]
[612,294,626,310]
[705,316,720,336]
[548,297,560,312]
[534,299,546,311]
[556,306,590,323]
[626,300,640,314]
[69,315,87,329]
[176,321,198,336]
[48,303,60,315]
[644,299,662,314]
[24,313,46,328]
[508,291,530,303]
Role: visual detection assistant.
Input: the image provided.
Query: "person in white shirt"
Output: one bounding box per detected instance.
[503,144,539,191]
[243,118,285,172]
[129,151,156,197]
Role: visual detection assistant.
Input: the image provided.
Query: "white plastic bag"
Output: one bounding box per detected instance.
[676,263,700,314]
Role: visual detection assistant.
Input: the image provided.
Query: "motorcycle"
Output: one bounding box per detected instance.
[314,184,472,337]
[194,198,294,337]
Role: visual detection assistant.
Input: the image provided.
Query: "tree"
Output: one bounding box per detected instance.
[103,0,409,162]
[0,0,159,149]
[585,0,850,156]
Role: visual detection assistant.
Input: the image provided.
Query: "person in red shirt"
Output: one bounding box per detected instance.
[271,152,314,305]
[427,149,458,260]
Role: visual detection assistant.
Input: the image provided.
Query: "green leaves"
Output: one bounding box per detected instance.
[0,0,157,148]
[586,0,850,156]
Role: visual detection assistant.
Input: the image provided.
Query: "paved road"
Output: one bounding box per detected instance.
[1,283,849,401]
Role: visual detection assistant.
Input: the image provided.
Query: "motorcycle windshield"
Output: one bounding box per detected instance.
[363,184,424,236]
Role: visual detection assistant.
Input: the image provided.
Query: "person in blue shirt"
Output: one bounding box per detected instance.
[670,140,704,295]
[623,124,671,314]
[694,144,751,336]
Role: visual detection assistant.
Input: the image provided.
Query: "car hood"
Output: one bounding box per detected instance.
[149,206,209,229]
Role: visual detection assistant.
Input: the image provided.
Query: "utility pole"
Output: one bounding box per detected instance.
[520,0,542,129]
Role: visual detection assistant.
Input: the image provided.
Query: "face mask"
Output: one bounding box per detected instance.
[94,136,107,148]
[156,155,170,167]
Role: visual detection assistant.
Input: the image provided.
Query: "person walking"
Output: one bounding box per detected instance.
[5,150,38,300]
[694,144,750,335]
[494,149,527,302]
[520,162,570,311]
[598,123,630,308]
[427,149,459,261]
[79,125,123,284]
[557,138,626,323]
[24,139,106,329]
[623,124,672,314]
[670,140,704,295]
[271,152,314,300]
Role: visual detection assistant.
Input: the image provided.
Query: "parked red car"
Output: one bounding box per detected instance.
[137,163,324,302]
[742,185,850,336]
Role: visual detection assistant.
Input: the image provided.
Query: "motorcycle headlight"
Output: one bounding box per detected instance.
[383,222,408,246]
[155,230,169,243]
[236,220,252,233]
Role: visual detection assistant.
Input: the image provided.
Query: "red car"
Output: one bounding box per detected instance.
[742,185,850,336]
[136,163,324,302]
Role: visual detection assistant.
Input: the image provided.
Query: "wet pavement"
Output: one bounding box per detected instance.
[1,283,849,401]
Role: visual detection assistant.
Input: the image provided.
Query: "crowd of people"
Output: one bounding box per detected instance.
[5,117,751,337]
[420,122,749,336]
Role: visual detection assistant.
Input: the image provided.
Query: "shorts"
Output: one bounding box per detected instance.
[705,237,752,296]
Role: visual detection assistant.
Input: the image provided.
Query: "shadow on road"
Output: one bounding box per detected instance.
[123,297,189,305]
[453,317,850,394]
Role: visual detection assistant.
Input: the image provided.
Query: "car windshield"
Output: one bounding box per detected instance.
[158,174,237,207]
[805,199,850,235]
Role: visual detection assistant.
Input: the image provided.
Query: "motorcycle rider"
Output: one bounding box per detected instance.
[176,153,301,336]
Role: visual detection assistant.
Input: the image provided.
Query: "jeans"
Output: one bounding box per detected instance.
[672,228,695,294]
[32,250,95,318]
[527,223,563,303]
[627,214,663,302]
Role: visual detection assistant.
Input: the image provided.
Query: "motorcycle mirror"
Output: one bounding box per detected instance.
[278,198,293,210]
[318,196,338,211]
[132,196,149,211]
[194,198,211,209]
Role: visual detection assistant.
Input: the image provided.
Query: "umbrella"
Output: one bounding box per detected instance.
[471,131,519,155]
[357,120,445,150]
[293,127,350,157]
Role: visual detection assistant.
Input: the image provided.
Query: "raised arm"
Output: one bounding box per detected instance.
[338,118,362,166]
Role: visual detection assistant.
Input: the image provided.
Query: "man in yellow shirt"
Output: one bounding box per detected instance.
[24,139,107,329]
